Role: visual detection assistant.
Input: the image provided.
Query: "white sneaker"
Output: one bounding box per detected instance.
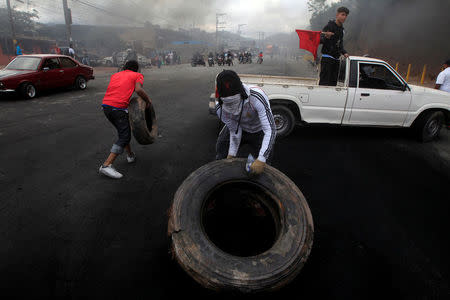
[127,152,136,163]
[99,164,123,179]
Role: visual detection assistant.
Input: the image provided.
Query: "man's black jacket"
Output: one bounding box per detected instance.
[321,19,347,59]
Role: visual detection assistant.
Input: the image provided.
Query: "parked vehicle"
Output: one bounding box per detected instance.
[0,54,95,99]
[138,54,152,68]
[209,56,450,142]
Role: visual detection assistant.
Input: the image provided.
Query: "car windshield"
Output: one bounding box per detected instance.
[6,57,42,70]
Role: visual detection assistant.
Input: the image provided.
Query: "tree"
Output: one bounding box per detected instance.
[0,7,39,36]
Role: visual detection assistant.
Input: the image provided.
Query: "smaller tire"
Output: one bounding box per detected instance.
[128,96,158,145]
[415,111,445,142]
[271,105,295,138]
[75,76,87,90]
[19,82,37,99]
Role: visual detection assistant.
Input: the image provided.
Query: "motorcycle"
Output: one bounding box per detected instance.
[257,57,263,64]
[191,55,206,67]
[217,56,224,66]
[226,57,233,66]
[208,57,214,67]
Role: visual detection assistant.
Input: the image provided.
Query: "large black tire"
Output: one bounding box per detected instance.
[271,105,295,138]
[414,110,445,142]
[128,96,158,145]
[168,159,314,293]
[75,76,87,90]
[19,82,37,99]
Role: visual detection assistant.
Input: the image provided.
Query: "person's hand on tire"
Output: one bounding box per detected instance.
[226,155,235,159]
[250,159,265,175]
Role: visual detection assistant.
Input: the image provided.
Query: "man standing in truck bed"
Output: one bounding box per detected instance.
[319,6,350,86]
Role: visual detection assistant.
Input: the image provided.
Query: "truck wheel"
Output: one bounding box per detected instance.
[128,96,158,145]
[415,111,444,142]
[271,105,295,138]
[75,76,87,90]
[19,82,37,99]
[168,158,314,293]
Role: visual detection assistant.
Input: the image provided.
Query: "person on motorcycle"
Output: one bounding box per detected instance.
[258,52,263,64]
[208,52,215,66]
[239,52,244,64]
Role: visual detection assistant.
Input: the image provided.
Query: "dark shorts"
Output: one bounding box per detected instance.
[103,106,131,154]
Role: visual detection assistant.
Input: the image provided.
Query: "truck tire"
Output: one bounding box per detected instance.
[19,82,37,99]
[415,110,445,142]
[128,96,158,145]
[168,159,314,293]
[271,105,295,138]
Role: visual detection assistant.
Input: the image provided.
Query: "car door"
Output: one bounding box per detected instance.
[302,59,349,124]
[59,57,79,86]
[40,58,64,89]
[348,62,412,126]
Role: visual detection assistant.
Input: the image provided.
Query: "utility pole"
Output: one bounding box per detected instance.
[62,0,72,45]
[6,0,16,53]
[237,24,246,36]
[257,31,265,51]
[215,13,226,51]
[237,24,246,49]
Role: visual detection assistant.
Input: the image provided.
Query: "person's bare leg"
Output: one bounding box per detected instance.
[103,152,119,167]
[125,144,132,155]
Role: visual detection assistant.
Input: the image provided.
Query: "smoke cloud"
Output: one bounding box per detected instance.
[309,0,450,73]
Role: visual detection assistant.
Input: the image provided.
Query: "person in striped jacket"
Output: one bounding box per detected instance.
[215,70,276,175]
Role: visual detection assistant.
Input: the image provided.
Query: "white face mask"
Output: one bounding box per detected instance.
[221,94,242,115]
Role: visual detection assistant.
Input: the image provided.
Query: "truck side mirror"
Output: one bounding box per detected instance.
[42,67,49,72]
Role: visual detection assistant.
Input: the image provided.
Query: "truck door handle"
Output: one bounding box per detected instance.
[361,93,370,97]
[59,70,64,73]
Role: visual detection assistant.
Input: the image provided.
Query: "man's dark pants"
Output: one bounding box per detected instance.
[103,106,131,155]
[216,126,274,165]
[319,57,340,86]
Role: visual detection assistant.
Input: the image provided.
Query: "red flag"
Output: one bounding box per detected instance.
[296,29,321,60]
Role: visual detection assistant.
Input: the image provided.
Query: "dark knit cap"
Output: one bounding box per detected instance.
[216,70,248,100]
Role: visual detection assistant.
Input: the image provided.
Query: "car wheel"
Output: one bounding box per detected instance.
[75,76,87,90]
[416,111,445,142]
[168,159,314,293]
[20,82,37,99]
[271,105,295,138]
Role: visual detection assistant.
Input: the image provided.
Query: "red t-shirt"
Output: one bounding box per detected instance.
[102,70,144,109]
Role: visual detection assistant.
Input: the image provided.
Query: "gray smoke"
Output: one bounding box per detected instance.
[309,0,450,75]
[80,0,215,29]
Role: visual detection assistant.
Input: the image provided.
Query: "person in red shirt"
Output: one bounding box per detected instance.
[99,60,152,179]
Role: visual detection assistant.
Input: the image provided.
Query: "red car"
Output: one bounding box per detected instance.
[0,54,95,99]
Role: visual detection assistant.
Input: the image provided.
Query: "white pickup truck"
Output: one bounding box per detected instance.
[209,56,450,142]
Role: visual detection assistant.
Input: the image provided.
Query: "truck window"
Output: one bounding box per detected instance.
[358,63,404,90]
[337,59,346,87]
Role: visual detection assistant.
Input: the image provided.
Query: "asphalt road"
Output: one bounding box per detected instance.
[0,58,449,299]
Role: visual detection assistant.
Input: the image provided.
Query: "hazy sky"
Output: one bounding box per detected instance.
[5,0,338,37]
